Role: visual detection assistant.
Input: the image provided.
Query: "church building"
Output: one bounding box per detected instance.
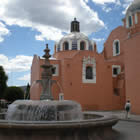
[30,0,140,114]
[30,17,125,111]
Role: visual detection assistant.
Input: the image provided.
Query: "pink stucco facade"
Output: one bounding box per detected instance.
[30,45,125,111]
[104,4,140,114]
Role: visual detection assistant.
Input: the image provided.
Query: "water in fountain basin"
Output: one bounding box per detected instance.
[6,100,83,121]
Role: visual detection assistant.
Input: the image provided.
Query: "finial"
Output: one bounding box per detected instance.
[74,17,76,21]
[46,44,48,49]
[43,44,51,59]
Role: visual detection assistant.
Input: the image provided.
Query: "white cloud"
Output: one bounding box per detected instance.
[92,37,105,42]
[0,54,33,73]
[35,25,64,41]
[91,0,120,5]
[18,73,30,82]
[0,22,10,42]
[0,0,105,41]
[102,6,112,12]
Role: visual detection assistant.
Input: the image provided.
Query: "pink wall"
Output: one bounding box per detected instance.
[124,35,140,114]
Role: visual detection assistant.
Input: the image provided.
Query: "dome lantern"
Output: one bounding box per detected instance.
[71,18,80,32]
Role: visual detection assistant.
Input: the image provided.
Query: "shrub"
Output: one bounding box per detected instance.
[0,66,8,98]
[4,86,24,102]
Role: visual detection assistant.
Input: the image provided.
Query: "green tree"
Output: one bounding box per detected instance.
[25,83,30,99]
[0,66,8,98]
[4,86,24,102]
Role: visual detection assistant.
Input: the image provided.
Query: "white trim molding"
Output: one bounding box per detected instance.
[126,13,133,28]
[113,39,120,56]
[135,13,138,24]
[59,93,64,100]
[82,56,96,83]
[52,64,59,76]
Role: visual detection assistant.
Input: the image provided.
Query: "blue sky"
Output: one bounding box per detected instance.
[0,0,133,86]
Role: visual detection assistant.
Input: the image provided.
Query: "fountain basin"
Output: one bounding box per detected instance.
[6,100,83,121]
[0,113,118,140]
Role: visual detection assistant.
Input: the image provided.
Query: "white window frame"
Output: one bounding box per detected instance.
[59,93,64,100]
[135,13,138,24]
[52,64,59,76]
[113,39,120,56]
[82,56,96,83]
[112,65,121,77]
[126,14,133,28]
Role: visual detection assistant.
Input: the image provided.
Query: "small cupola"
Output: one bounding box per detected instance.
[71,18,80,32]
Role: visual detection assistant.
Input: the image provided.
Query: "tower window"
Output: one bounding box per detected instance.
[80,41,85,50]
[52,67,56,75]
[52,64,59,76]
[57,44,60,52]
[86,66,93,79]
[112,65,121,77]
[115,42,119,54]
[128,16,132,27]
[113,40,120,56]
[64,42,69,50]
[113,68,118,75]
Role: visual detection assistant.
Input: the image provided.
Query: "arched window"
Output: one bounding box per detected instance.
[113,40,120,56]
[57,44,60,51]
[80,41,85,50]
[128,15,132,27]
[64,42,69,50]
[86,66,93,79]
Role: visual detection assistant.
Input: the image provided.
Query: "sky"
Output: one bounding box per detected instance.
[0,0,134,86]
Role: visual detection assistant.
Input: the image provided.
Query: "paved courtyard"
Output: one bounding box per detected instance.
[87,110,140,122]
[113,121,140,140]
[86,110,140,140]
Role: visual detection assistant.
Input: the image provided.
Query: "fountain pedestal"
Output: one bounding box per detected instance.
[37,44,54,100]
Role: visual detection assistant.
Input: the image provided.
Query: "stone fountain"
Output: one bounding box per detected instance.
[37,44,54,100]
[0,44,119,140]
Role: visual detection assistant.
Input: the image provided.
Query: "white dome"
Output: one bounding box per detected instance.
[58,32,93,47]
[61,32,89,41]
[126,0,140,15]
[55,18,95,52]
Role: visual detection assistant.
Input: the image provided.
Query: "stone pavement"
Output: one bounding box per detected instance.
[86,110,140,122]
